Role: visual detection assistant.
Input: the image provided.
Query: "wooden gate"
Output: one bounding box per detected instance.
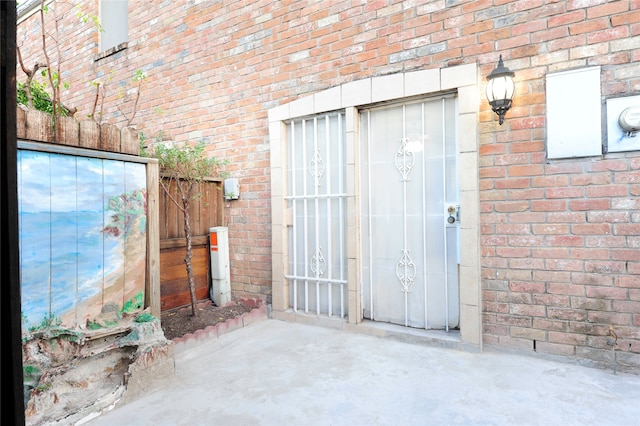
[159,178,225,311]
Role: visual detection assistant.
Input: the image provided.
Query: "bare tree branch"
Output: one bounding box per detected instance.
[126,87,141,127]
[16,46,48,109]
[39,0,57,123]
[158,178,187,214]
[117,82,142,127]
[90,82,101,122]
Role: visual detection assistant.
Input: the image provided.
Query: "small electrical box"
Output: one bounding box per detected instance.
[618,106,640,134]
[209,226,231,306]
[606,95,640,153]
[224,178,239,200]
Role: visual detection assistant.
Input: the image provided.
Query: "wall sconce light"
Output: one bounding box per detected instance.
[486,55,515,125]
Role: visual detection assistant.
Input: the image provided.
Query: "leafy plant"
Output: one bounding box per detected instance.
[17,80,71,116]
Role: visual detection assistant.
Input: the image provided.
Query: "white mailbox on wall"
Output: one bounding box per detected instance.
[209,226,231,306]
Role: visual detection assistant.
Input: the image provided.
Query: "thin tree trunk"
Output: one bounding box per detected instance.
[183,198,197,316]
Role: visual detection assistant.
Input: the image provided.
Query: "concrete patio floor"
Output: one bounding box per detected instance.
[86,319,640,426]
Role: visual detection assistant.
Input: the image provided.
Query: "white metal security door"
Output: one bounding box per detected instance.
[360,97,459,330]
[285,112,348,318]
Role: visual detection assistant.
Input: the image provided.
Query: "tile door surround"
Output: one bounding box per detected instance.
[268,64,481,349]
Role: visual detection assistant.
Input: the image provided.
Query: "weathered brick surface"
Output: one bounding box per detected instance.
[16,0,640,370]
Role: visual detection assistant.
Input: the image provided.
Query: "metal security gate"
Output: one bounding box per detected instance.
[360,97,460,330]
[285,112,348,317]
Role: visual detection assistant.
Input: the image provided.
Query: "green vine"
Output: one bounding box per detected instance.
[17,80,70,116]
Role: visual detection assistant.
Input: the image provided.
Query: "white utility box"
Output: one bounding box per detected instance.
[224,178,240,200]
[209,226,231,306]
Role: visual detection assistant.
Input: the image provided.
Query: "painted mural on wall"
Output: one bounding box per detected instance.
[18,149,148,335]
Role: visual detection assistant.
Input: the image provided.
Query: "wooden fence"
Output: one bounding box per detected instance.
[16,106,139,155]
[159,178,225,311]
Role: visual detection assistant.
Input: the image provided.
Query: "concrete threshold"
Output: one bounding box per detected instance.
[272,309,475,352]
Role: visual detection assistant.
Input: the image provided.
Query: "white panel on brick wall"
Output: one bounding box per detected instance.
[606,95,640,153]
[546,67,602,159]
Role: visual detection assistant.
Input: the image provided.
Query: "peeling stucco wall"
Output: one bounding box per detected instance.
[23,317,174,426]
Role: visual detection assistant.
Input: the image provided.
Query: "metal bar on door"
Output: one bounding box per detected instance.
[314,117,320,315]
[367,111,374,320]
[291,121,298,313]
[338,113,345,318]
[302,118,309,314]
[325,115,332,317]
[421,102,428,330]
[402,105,409,327]
[441,98,449,332]
[284,275,347,284]
[284,193,346,200]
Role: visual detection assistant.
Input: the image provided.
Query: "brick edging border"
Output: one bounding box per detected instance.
[170,298,268,353]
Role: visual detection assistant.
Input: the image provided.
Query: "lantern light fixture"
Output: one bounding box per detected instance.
[486,55,515,125]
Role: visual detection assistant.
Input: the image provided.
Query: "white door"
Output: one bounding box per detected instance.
[360,97,459,330]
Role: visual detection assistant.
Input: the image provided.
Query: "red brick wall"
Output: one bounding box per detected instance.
[17,1,640,367]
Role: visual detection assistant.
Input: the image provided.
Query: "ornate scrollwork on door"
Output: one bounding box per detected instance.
[396,249,416,293]
[309,149,325,186]
[310,247,326,278]
[395,138,415,182]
